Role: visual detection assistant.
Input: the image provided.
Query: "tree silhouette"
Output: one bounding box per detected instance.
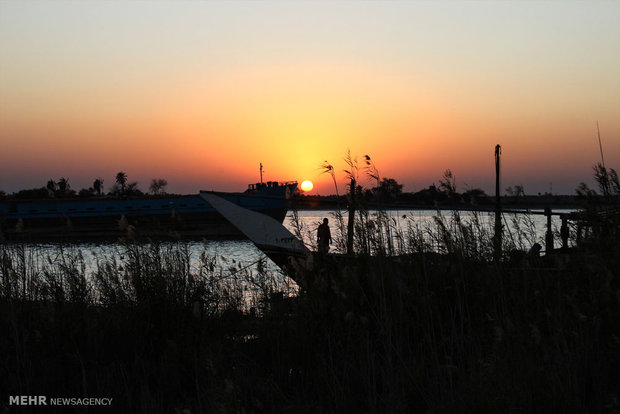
[505,184,525,198]
[46,179,57,192]
[438,170,456,196]
[149,178,168,195]
[373,177,403,201]
[463,188,487,205]
[125,182,143,196]
[46,179,57,197]
[115,172,127,194]
[57,177,71,197]
[93,178,104,196]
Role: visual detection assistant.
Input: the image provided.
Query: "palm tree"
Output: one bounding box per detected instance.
[115,172,127,194]
[57,177,70,196]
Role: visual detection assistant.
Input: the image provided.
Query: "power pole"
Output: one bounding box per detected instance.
[494,145,502,262]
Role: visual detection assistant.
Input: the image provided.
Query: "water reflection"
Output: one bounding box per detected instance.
[288,209,573,253]
[4,209,575,281]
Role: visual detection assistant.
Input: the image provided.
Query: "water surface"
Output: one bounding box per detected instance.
[5,208,574,281]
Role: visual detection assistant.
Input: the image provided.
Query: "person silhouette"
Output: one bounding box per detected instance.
[317,218,332,253]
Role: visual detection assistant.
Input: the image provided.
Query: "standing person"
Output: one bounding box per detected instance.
[317,218,332,253]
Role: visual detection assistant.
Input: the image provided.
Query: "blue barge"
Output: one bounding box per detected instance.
[0,181,297,242]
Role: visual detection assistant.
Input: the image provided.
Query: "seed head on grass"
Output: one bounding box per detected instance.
[364,154,380,184]
[320,161,339,198]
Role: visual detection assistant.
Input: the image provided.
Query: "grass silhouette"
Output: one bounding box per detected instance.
[1,165,619,412]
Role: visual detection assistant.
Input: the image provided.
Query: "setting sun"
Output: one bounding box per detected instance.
[300,180,314,192]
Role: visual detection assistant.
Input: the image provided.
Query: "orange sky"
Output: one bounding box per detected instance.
[1,1,619,195]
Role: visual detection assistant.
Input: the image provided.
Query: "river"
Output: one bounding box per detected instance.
[3,208,573,277]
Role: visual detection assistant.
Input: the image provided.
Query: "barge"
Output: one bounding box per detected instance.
[0,181,297,242]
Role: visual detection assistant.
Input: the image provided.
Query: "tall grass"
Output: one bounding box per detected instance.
[292,202,618,413]
[0,241,296,412]
[1,205,618,413]
[295,213,619,413]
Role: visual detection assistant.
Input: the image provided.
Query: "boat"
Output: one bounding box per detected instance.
[200,191,311,285]
[200,191,309,263]
[0,181,297,242]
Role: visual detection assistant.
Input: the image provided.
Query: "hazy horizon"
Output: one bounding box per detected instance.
[1,0,619,196]
[0,163,605,197]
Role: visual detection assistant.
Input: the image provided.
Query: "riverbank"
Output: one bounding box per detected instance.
[292,194,584,210]
[1,214,618,413]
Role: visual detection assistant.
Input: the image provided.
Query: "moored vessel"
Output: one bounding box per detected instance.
[0,181,297,242]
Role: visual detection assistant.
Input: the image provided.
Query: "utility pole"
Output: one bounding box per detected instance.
[494,145,502,262]
[260,163,263,185]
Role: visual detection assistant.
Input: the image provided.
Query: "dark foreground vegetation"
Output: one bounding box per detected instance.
[1,164,619,413]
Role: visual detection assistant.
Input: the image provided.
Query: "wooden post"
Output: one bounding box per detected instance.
[560,215,569,250]
[493,145,502,262]
[545,207,554,253]
[347,178,356,255]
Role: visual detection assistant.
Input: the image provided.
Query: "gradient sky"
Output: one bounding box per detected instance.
[1,0,619,195]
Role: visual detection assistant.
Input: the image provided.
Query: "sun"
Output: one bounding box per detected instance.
[300,180,314,192]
